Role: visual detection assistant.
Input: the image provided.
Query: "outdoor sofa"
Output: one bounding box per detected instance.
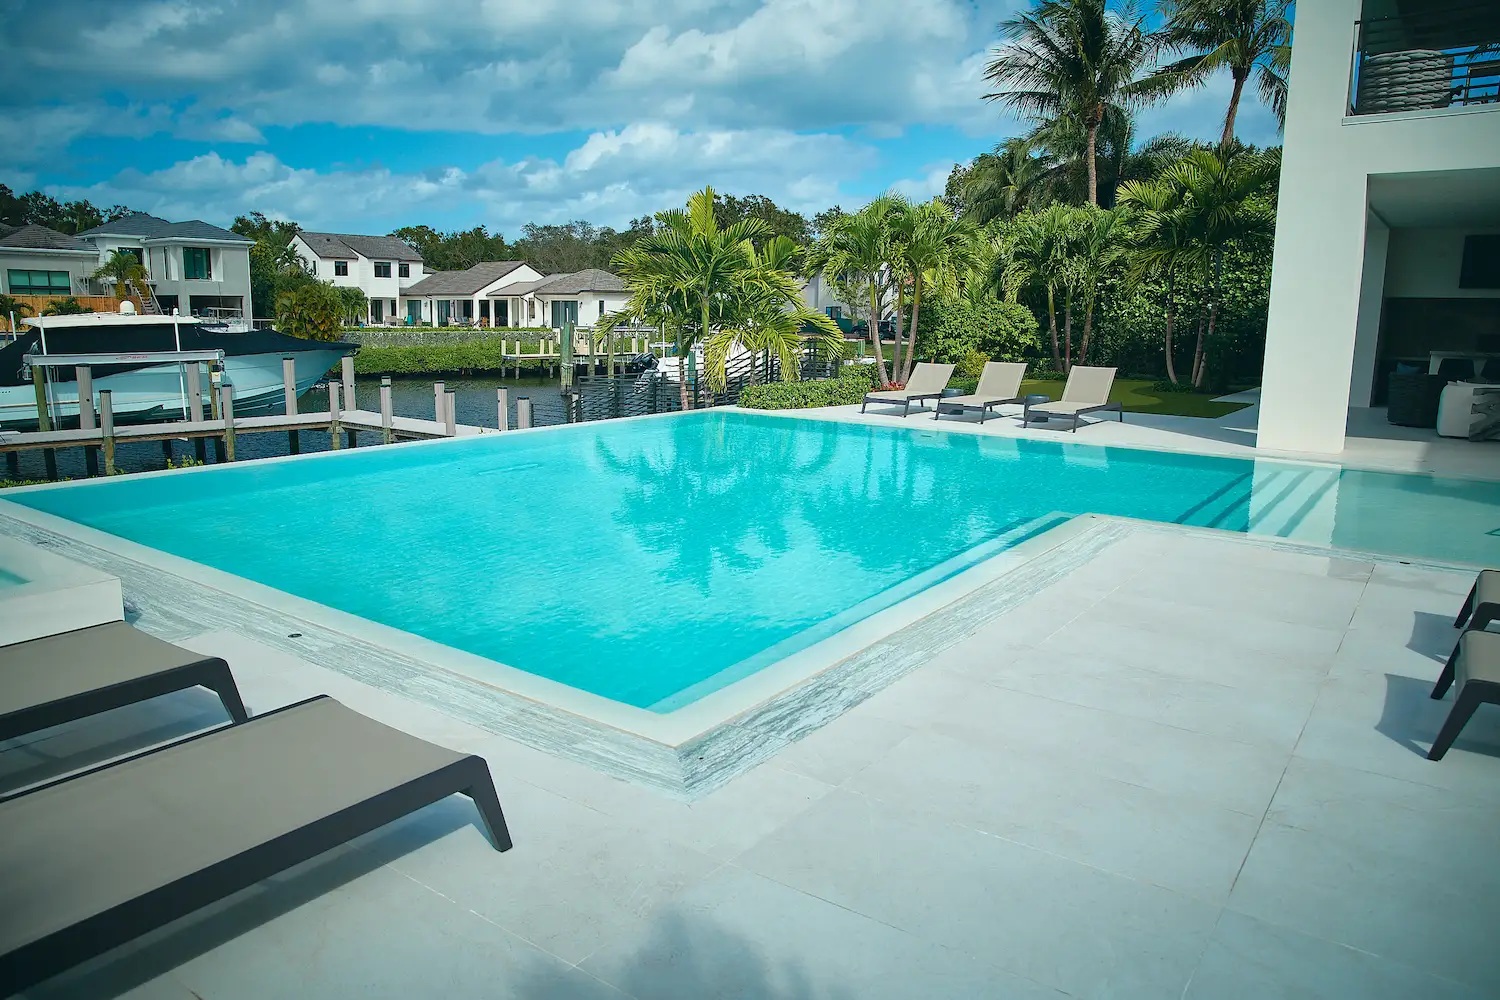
[0,622,248,743]
[934,362,1027,423]
[1024,366,1124,431]
[0,694,512,995]
[861,363,956,416]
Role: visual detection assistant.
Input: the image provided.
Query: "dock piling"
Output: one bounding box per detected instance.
[433,381,446,424]
[328,382,343,450]
[190,363,207,462]
[219,384,236,462]
[99,390,116,476]
[341,356,356,412]
[444,391,457,437]
[516,397,533,429]
[496,387,509,431]
[31,359,56,480]
[380,377,394,444]
[282,356,300,455]
[77,365,99,477]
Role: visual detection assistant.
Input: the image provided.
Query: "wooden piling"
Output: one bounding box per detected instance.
[32,360,56,479]
[77,365,99,477]
[281,356,300,455]
[380,377,394,444]
[219,384,236,462]
[100,390,116,475]
[444,390,457,437]
[496,387,509,431]
[516,397,533,429]
[433,381,446,424]
[190,363,207,462]
[341,356,356,412]
[5,452,17,477]
[328,381,342,450]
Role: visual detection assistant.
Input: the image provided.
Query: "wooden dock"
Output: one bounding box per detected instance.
[3,356,511,480]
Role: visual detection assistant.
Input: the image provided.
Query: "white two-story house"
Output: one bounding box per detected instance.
[1260,0,1500,453]
[75,213,255,319]
[291,232,427,325]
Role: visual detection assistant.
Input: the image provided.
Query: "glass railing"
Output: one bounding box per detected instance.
[1349,4,1500,116]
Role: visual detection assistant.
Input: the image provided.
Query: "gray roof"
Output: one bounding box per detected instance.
[486,276,549,297]
[298,231,422,262]
[535,269,626,295]
[0,224,95,253]
[402,261,529,296]
[76,213,252,244]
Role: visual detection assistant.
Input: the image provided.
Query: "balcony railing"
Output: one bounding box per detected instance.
[1350,4,1500,116]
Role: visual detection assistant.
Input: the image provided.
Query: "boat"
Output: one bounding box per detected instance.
[0,307,356,429]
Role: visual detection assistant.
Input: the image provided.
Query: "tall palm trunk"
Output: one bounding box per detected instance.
[1062,293,1073,372]
[902,276,924,383]
[891,286,907,383]
[1046,285,1061,369]
[1194,253,1225,388]
[1163,273,1178,385]
[1221,71,1248,148]
[1080,293,1095,368]
[675,327,690,411]
[868,280,891,386]
[1085,106,1102,206]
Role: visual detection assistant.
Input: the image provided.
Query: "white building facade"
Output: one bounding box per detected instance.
[291,233,427,325]
[74,214,256,319]
[1260,0,1500,453]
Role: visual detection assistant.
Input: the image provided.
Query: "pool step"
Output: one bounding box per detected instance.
[1252,465,1341,539]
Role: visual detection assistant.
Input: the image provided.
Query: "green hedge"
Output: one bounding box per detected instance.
[348,326,558,347]
[353,338,551,375]
[738,368,877,410]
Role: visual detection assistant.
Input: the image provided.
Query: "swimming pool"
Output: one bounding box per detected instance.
[9,410,1500,711]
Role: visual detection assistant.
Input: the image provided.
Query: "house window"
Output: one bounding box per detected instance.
[389,299,396,316]
[334,260,349,277]
[183,247,212,280]
[374,262,392,278]
[6,269,71,294]
[598,299,605,317]
[550,299,579,328]
[398,262,410,278]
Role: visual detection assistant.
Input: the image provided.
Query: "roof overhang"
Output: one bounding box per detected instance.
[141,237,255,247]
[0,247,98,257]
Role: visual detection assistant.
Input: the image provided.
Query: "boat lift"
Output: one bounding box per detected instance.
[22,349,227,433]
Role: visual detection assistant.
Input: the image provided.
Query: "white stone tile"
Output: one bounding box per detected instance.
[851,662,990,727]
[1325,623,1452,680]
[386,780,722,965]
[1228,821,1500,992]
[1078,591,1348,660]
[845,730,1262,903]
[1185,909,1488,1000]
[1292,670,1500,801]
[579,864,1066,1000]
[738,789,1221,1000]
[1369,562,1477,596]
[921,681,1290,816]
[769,710,915,786]
[1346,581,1471,641]
[1123,562,1367,629]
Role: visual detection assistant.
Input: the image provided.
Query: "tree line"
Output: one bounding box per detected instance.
[0,184,134,235]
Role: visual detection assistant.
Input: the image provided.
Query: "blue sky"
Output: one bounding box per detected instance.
[1,0,1285,236]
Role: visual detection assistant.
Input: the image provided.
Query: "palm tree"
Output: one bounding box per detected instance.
[1117,175,1195,384]
[703,237,843,390]
[890,200,977,384]
[984,0,1159,206]
[1003,205,1072,370]
[1071,206,1128,367]
[0,294,33,334]
[1123,148,1279,387]
[41,297,92,316]
[957,138,1055,223]
[807,196,902,386]
[1149,0,1293,146]
[93,249,149,300]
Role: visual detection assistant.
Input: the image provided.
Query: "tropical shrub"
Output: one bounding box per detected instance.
[41,297,92,315]
[915,295,1042,365]
[738,367,876,410]
[276,282,344,341]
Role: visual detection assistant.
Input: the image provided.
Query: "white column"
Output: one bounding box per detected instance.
[1348,213,1390,409]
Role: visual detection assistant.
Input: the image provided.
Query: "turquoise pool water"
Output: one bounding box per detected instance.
[10,411,1500,710]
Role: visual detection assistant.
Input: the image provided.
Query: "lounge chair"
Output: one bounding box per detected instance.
[1024,366,1124,432]
[1453,569,1499,632]
[861,363,956,416]
[0,622,248,743]
[1427,628,1500,760]
[0,695,512,995]
[934,362,1027,423]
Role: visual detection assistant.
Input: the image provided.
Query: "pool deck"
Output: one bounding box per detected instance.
[805,394,1500,482]
[6,523,1498,999]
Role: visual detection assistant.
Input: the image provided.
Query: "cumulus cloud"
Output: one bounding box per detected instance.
[48,124,876,233]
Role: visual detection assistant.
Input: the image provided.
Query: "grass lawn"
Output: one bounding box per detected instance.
[1017,379,1251,418]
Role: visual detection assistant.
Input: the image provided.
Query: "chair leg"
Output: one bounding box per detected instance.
[861,399,868,414]
[1432,641,1460,699]
[1455,583,1477,628]
[903,400,910,417]
[1471,603,1496,633]
[207,661,250,723]
[1428,689,1484,760]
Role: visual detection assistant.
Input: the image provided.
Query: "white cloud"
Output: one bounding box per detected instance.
[890,162,957,202]
[47,124,877,233]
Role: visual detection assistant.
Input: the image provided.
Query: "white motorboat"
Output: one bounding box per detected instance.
[0,309,355,429]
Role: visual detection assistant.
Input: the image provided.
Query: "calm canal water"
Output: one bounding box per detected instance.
[3,375,569,481]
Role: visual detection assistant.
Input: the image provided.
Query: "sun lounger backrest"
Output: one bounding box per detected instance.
[1062,366,1117,405]
[976,362,1026,398]
[905,363,955,394]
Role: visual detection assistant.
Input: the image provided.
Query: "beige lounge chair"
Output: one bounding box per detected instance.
[1024,366,1123,432]
[1428,628,1500,761]
[861,363,956,416]
[934,362,1027,423]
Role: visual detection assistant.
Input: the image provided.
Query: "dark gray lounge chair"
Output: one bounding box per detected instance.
[0,695,511,995]
[0,622,248,743]
[1428,628,1500,760]
[1453,569,1499,632]
[861,362,956,416]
